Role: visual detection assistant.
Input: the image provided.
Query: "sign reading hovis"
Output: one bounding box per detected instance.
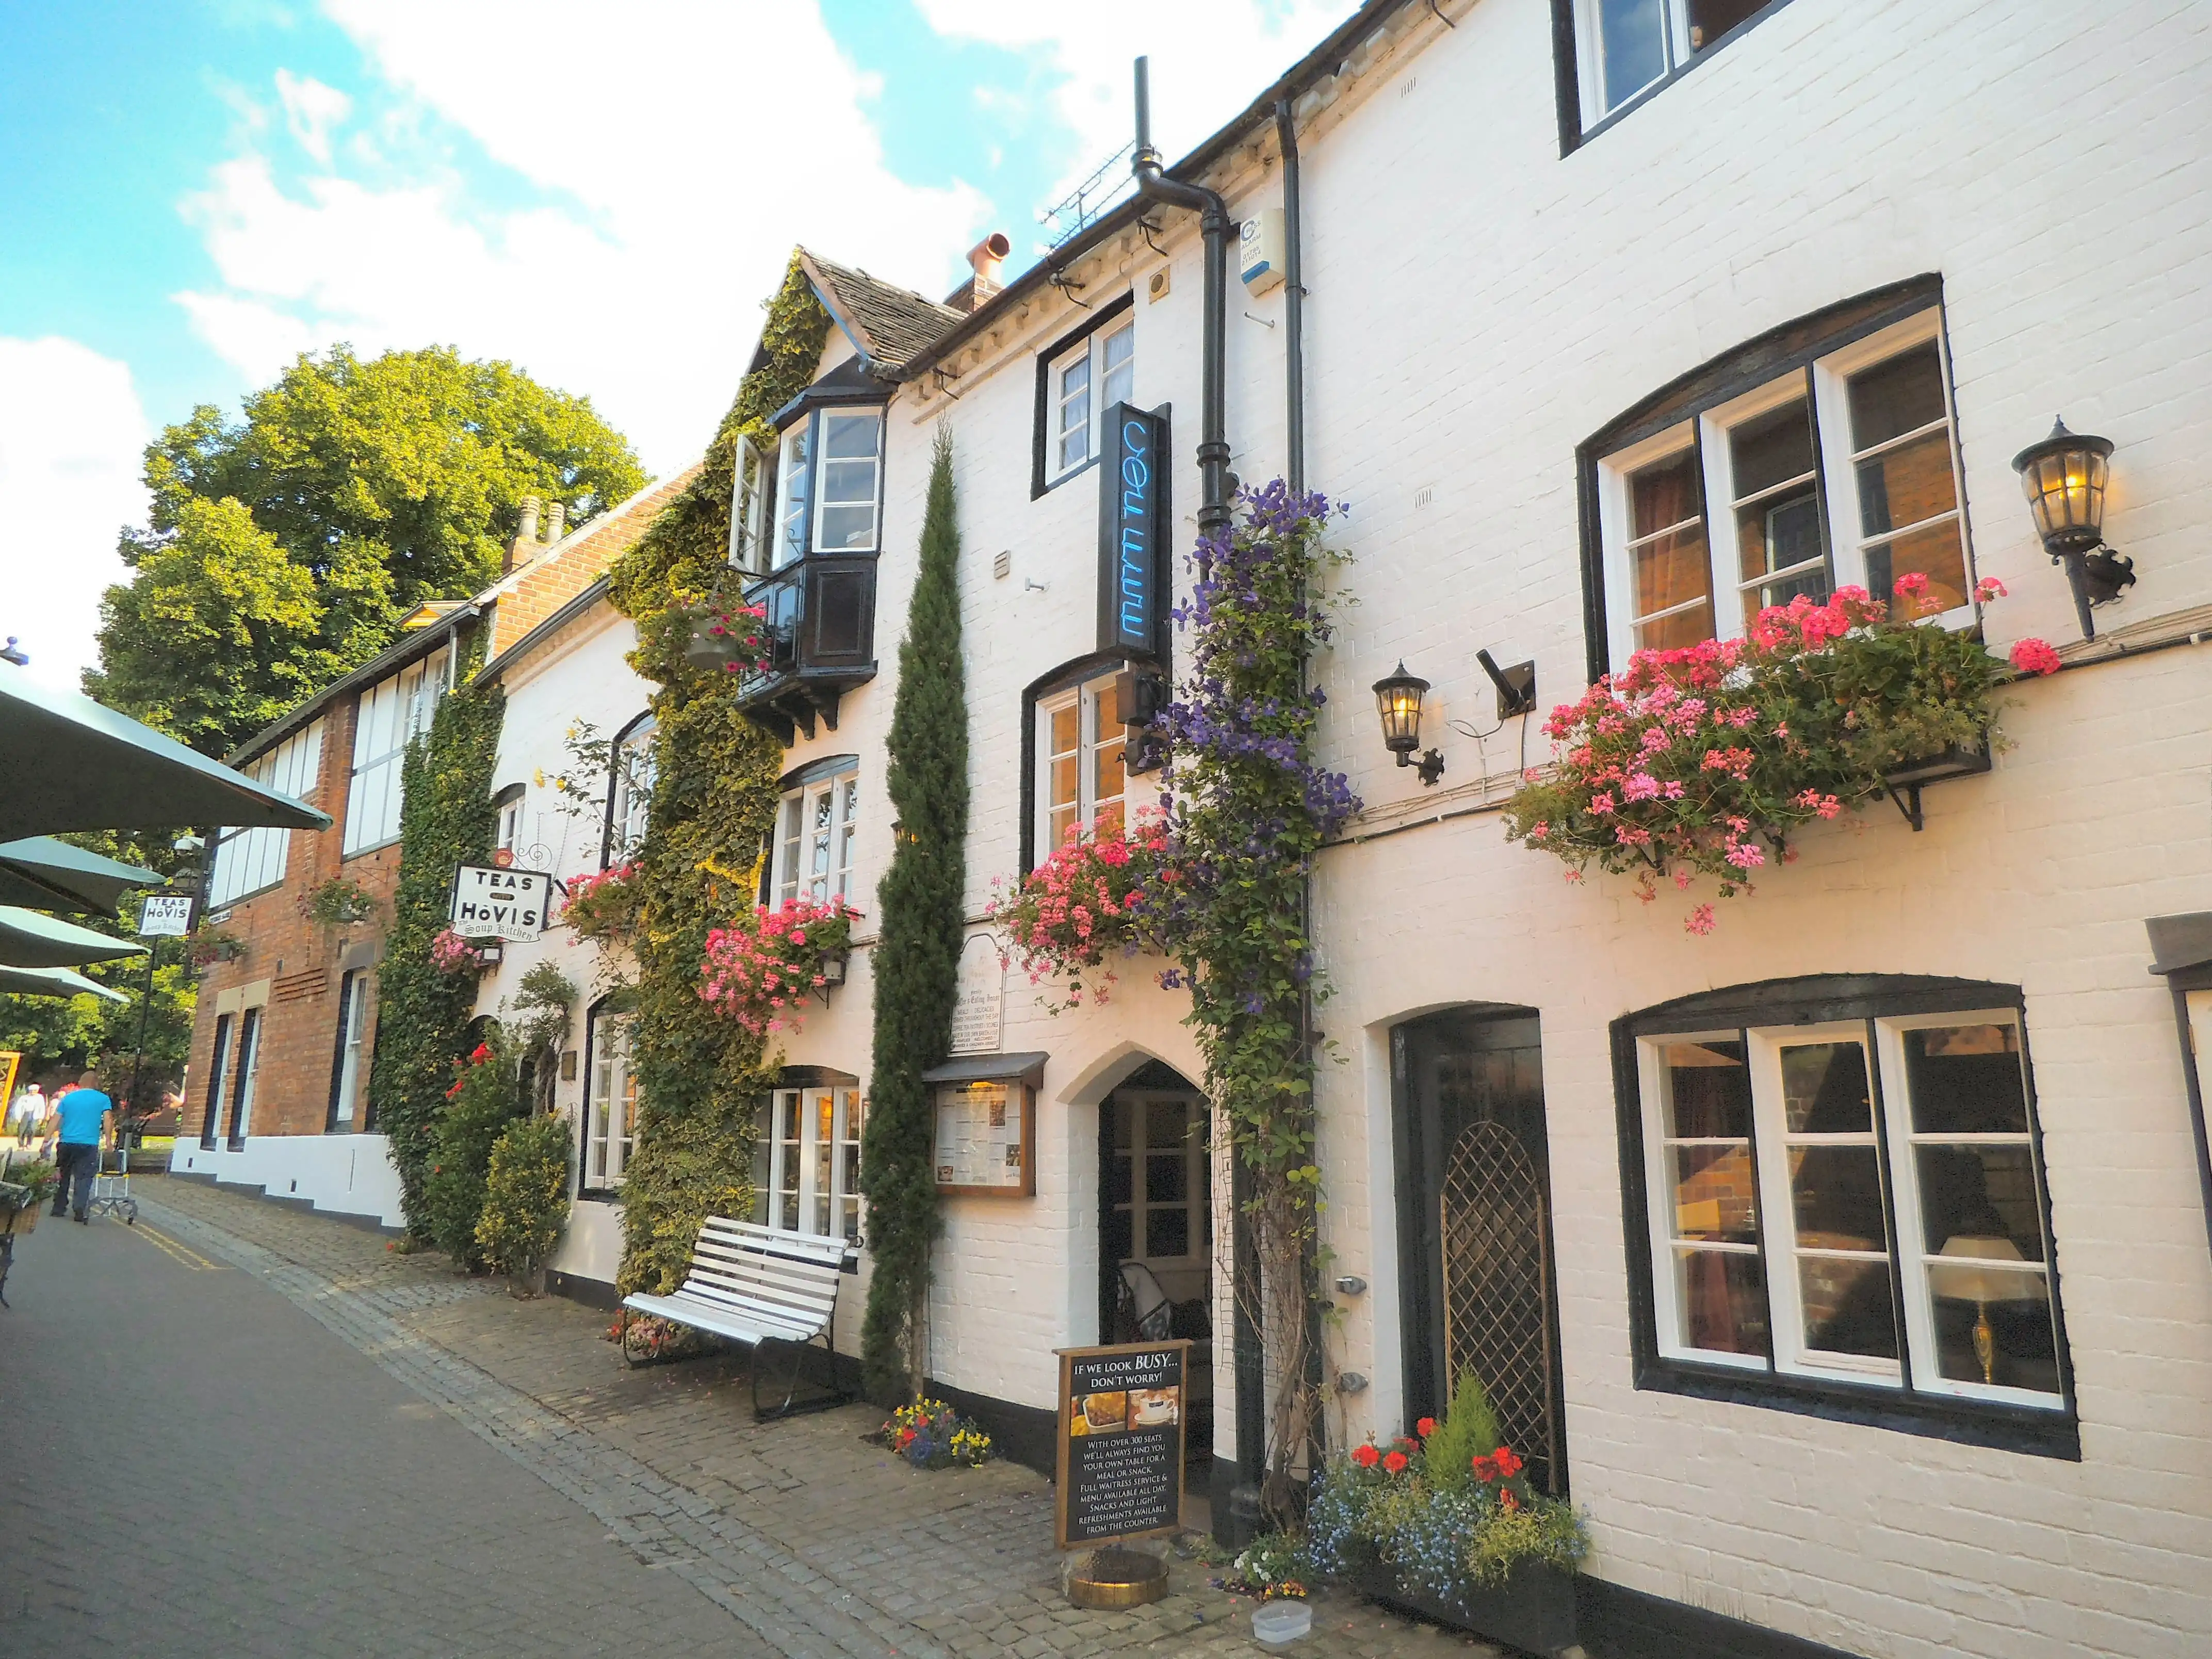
[448,864,552,940]
[1097,403,1168,661]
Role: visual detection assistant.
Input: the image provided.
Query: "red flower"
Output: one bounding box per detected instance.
[1351,1443,1380,1469]
[1416,1417,1437,1438]
[2008,637,2062,677]
[1381,1450,1409,1474]
[1491,1444,1524,1479]
[1470,1454,1496,1482]
[468,1043,493,1063]
[1500,1489,1520,1512]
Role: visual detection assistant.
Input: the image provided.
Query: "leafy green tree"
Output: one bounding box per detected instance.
[861,425,969,1400]
[91,345,643,755]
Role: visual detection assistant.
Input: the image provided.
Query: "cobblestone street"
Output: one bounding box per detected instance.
[1,1177,1492,1658]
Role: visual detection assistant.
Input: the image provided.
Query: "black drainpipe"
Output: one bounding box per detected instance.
[1132,55,1260,1544]
[1274,98,1305,495]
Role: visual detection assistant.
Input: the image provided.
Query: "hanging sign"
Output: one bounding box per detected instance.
[138,894,195,937]
[1096,403,1168,661]
[1054,1341,1191,1549]
[448,864,552,940]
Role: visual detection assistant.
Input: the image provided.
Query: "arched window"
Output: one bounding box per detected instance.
[771,756,859,907]
[581,999,637,1192]
[603,712,656,868]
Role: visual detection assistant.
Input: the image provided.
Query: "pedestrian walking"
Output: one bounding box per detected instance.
[12,1081,44,1145]
[48,1072,113,1225]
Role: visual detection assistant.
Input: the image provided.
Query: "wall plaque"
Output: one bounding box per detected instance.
[1054,1341,1190,1549]
[1096,403,1168,661]
[949,934,1005,1056]
[932,1079,1034,1196]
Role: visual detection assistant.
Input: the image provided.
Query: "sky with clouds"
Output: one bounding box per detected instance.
[0,0,1356,693]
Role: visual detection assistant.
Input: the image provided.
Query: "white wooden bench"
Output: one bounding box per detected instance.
[620,1217,853,1419]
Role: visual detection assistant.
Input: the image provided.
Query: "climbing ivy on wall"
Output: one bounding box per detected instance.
[604,254,834,1296]
[861,426,968,1400]
[370,646,504,1232]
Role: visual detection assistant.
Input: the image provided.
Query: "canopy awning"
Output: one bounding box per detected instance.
[920,1051,1050,1088]
[0,962,128,1002]
[0,670,331,840]
[0,836,158,915]
[0,905,147,970]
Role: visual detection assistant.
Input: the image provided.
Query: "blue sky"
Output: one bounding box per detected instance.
[0,0,1354,691]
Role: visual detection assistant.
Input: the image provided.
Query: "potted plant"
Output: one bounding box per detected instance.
[560,862,642,945]
[429,927,496,977]
[878,1398,993,1469]
[1307,1372,1589,1657]
[684,598,771,678]
[475,1112,573,1297]
[2,1160,57,1232]
[189,925,243,967]
[987,811,1170,1010]
[304,876,378,928]
[696,896,856,1035]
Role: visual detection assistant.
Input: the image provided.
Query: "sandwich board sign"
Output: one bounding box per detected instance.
[448,864,552,940]
[1053,1341,1190,1550]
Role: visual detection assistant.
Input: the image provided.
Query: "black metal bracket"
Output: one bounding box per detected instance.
[2053,543,2136,641]
[1400,748,1446,787]
[1476,649,1537,722]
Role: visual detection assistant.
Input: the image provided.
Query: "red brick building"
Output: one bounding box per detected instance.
[172,472,692,1223]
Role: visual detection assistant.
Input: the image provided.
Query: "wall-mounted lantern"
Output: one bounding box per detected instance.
[2012,417,2134,640]
[1373,662,1444,787]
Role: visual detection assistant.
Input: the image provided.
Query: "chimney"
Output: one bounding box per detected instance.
[544,499,567,544]
[507,495,542,575]
[947,231,1013,314]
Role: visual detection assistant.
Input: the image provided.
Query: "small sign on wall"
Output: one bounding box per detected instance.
[1054,1341,1190,1549]
[932,1080,1034,1196]
[448,864,552,940]
[1096,402,1168,661]
[949,934,1005,1056]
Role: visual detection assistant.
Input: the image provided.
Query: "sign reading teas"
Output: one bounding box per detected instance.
[1096,402,1168,661]
[448,864,552,940]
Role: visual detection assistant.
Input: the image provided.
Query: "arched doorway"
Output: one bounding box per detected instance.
[1392,1006,1567,1496]
[1098,1058,1213,1471]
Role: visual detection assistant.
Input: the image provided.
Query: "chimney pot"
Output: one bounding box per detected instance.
[966,232,1012,294]
[544,499,566,543]
[507,496,543,574]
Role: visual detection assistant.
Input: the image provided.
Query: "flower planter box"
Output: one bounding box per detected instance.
[1347,1559,1579,1657]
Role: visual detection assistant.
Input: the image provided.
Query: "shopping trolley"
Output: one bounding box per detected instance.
[86,1141,138,1225]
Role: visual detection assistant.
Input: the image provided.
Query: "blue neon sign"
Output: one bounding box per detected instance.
[1097,402,1167,659]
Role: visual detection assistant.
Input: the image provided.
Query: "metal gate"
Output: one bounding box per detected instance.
[1438,1119,1559,1495]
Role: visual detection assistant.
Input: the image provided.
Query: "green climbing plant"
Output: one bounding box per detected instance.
[369,646,504,1232]
[861,426,968,1401]
[604,254,834,1296]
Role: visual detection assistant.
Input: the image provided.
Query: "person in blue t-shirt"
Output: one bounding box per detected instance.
[49,1072,113,1224]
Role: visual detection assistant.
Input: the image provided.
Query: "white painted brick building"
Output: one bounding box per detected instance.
[717,2,2211,1656]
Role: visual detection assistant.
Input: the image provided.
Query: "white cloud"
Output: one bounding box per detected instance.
[0,338,150,693]
[916,0,1360,194]
[275,69,351,166]
[174,2,993,473]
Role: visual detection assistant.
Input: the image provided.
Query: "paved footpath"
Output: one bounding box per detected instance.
[1,1177,1495,1658]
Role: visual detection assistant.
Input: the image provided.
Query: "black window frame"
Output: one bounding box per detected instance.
[1031,293,1135,499]
[577,995,632,1200]
[1551,0,1800,156]
[225,1004,262,1150]
[325,969,371,1133]
[599,710,657,872]
[1576,274,1953,686]
[200,1012,234,1149]
[1612,973,2080,1459]
[769,398,890,566]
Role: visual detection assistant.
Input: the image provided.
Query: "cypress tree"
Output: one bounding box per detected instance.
[861,425,968,1400]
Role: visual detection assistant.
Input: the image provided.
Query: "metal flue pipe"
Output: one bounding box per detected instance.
[1132,57,1234,547]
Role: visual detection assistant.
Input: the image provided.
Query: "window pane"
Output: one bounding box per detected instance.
[1672,1145,1757,1242]
[1904,1024,2027,1134]
[1731,400,1816,497]
[1926,1259,2058,1390]
[1848,343,1946,450]
[1145,1209,1190,1258]
[1916,1145,2045,1263]
[1779,1042,1872,1133]
[777,422,811,567]
[1688,0,1765,50]
[1635,600,1716,652]
[1631,449,1702,540]
[1788,1145,1889,1249]
[1057,353,1093,471]
[1855,429,1957,541]
[1736,490,1823,587]
[1596,0,1670,111]
[1864,520,1967,616]
[1146,1151,1189,1205]
[1145,1099,1185,1146]
[1112,1102,1135,1148]
[1107,1153,1134,1205]
[1101,326,1135,409]
[1798,1257,1898,1360]
[1658,1039,1750,1138]
[1103,1209,1133,1265]
[1674,1248,1768,1354]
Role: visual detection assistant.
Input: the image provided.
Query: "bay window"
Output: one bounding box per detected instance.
[584,1007,637,1190]
[1594,304,1974,672]
[1566,0,1776,133]
[754,1084,864,1244]
[773,760,859,907]
[1621,978,2071,1450]
[1036,670,1126,856]
[770,409,884,568]
[775,419,812,568]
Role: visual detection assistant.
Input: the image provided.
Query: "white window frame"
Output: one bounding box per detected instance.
[227,1003,265,1144]
[758,1085,864,1245]
[1596,308,1975,664]
[1047,318,1136,483]
[606,717,656,867]
[1573,0,1692,126]
[345,655,449,856]
[728,434,771,573]
[200,1012,236,1148]
[774,418,812,570]
[1636,1006,2064,1410]
[773,767,860,907]
[330,971,371,1130]
[811,409,884,555]
[1035,670,1127,857]
[208,721,324,907]
[494,786,525,864]
[584,1010,637,1189]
